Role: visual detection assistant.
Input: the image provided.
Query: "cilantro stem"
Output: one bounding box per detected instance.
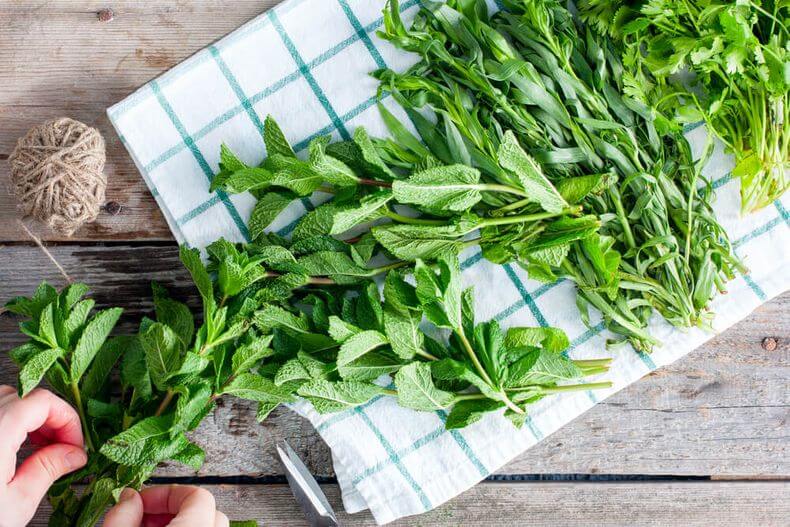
[382,208,445,225]
[70,381,94,452]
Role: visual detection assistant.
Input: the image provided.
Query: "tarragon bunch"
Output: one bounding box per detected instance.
[372,0,744,349]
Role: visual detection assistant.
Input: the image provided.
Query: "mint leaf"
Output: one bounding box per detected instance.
[19,347,65,397]
[394,362,455,411]
[336,330,389,366]
[81,336,126,400]
[70,308,123,383]
[254,305,309,333]
[297,380,384,413]
[221,373,296,403]
[139,323,183,391]
[179,246,214,309]
[152,283,194,347]
[393,165,482,212]
[328,316,363,343]
[264,115,296,158]
[309,135,359,187]
[504,327,569,353]
[171,382,213,437]
[497,131,567,213]
[337,351,401,381]
[330,191,392,235]
[445,399,504,429]
[248,191,295,240]
[372,224,464,260]
[297,251,371,284]
[231,336,274,374]
[100,415,172,465]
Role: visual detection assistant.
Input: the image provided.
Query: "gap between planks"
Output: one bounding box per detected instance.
[26,481,790,527]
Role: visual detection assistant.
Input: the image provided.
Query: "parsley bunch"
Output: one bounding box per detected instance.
[580,0,789,214]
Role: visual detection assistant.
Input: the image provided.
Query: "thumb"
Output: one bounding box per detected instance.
[8,443,87,516]
[103,488,145,527]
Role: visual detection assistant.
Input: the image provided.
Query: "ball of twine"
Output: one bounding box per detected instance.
[10,118,106,236]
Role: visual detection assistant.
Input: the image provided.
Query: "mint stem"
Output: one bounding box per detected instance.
[359,178,392,188]
[478,206,582,229]
[154,388,175,417]
[71,381,95,452]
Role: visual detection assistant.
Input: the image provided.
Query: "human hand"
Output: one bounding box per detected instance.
[104,485,229,527]
[0,385,88,527]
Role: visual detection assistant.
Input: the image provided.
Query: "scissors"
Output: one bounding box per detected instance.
[277,441,340,527]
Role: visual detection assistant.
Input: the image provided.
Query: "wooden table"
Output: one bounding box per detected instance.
[1,2,788,525]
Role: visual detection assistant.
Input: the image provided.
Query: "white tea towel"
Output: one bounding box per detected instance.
[108,0,790,523]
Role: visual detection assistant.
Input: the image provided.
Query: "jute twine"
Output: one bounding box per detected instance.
[9,118,106,236]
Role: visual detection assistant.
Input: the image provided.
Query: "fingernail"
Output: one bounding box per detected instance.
[119,488,136,502]
[65,449,87,470]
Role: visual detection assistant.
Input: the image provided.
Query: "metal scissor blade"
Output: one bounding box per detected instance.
[277,441,339,527]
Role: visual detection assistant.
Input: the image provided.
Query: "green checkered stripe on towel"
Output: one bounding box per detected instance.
[108,0,790,522]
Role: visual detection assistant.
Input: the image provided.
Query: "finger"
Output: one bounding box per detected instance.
[0,386,19,409]
[142,514,173,527]
[6,443,87,518]
[103,488,144,527]
[214,511,230,527]
[140,485,216,526]
[0,388,84,451]
[0,384,15,400]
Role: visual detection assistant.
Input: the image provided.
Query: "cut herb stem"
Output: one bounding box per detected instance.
[537,381,613,394]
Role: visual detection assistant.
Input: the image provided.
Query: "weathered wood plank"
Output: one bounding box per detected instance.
[1,244,788,478]
[27,481,790,526]
[0,1,284,241]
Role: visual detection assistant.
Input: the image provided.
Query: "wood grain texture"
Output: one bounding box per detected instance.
[0,0,284,241]
[2,244,787,478]
[26,481,790,526]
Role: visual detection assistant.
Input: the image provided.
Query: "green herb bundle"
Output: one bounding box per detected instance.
[6,244,609,526]
[369,0,744,349]
[579,0,789,214]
